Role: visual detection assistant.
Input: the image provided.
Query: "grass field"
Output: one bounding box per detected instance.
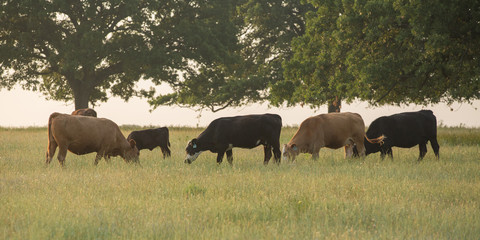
[1,126,479,239]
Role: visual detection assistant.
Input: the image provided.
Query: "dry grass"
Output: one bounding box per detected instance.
[0,127,479,239]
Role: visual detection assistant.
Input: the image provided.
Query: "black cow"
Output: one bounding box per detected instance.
[185,114,282,165]
[127,127,171,158]
[364,110,440,161]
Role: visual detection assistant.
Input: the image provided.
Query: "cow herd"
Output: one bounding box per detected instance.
[45,108,440,166]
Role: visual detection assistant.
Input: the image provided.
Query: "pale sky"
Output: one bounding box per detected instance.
[1,87,479,128]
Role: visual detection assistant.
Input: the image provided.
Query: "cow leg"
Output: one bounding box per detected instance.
[312,143,322,160]
[263,145,273,165]
[272,145,281,164]
[380,146,393,160]
[162,146,171,158]
[57,146,68,167]
[352,146,359,157]
[386,148,393,159]
[216,151,225,164]
[380,149,387,160]
[94,153,103,165]
[354,136,366,157]
[225,150,233,165]
[418,143,427,161]
[45,140,58,165]
[430,138,440,159]
[344,145,354,158]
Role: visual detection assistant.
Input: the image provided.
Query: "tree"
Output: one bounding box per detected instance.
[147,0,315,112]
[0,0,241,110]
[146,0,248,112]
[277,0,480,109]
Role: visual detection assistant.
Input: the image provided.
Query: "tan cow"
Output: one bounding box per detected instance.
[46,113,139,166]
[282,112,366,161]
[71,108,97,117]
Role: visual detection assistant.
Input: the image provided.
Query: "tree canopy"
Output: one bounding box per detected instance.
[148,0,314,112]
[0,0,241,110]
[1,0,479,112]
[277,0,480,108]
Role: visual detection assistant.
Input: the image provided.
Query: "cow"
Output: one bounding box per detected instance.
[127,127,171,158]
[363,110,440,161]
[282,112,366,161]
[45,112,139,166]
[71,108,97,117]
[185,114,282,165]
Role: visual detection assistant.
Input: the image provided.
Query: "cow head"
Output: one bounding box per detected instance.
[364,135,385,155]
[185,138,202,164]
[124,139,140,163]
[282,143,299,161]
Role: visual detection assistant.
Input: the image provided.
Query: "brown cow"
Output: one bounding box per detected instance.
[45,113,139,166]
[71,108,97,117]
[282,112,366,161]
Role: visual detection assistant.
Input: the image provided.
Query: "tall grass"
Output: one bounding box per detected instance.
[0,127,479,239]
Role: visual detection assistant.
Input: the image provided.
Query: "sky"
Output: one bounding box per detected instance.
[1,87,479,128]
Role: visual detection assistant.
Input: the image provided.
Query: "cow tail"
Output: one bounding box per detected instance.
[166,128,171,147]
[48,112,61,142]
[365,135,386,145]
[46,112,61,162]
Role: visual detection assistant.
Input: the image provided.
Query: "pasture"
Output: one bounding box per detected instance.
[1,126,479,239]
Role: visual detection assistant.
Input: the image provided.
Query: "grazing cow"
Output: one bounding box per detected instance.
[364,110,440,160]
[185,114,282,165]
[127,127,171,158]
[283,112,366,161]
[71,108,97,117]
[46,113,139,166]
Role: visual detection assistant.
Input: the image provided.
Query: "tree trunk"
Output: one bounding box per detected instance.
[328,96,341,113]
[71,84,91,110]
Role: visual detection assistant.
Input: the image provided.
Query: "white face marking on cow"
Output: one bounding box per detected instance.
[282,145,287,161]
[226,144,233,151]
[185,151,202,163]
[256,140,261,145]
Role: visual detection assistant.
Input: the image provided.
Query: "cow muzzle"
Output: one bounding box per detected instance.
[184,152,201,164]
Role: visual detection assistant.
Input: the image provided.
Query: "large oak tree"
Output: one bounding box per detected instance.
[0,0,241,110]
[278,0,480,108]
[147,0,314,112]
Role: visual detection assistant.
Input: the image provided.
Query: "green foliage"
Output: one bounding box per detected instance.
[238,0,315,106]
[148,0,315,112]
[278,0,480,108]
[0,0,243,109]
[2,0,479,111]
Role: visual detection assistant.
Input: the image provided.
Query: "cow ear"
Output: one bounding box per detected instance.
[291,144,298,151]
[129,139,136,148]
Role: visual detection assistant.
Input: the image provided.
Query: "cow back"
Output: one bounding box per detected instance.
[200,114,282,148]
[50,114,124,155]
[127,127,170,150]
[290,112,365,150]
[366,110,437,148]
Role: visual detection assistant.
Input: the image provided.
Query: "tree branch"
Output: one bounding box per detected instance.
[375,81,398,103]
[210,100,234,112]
[94,62,123,83]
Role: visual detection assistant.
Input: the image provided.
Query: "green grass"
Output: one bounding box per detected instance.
[1,127,479,239]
